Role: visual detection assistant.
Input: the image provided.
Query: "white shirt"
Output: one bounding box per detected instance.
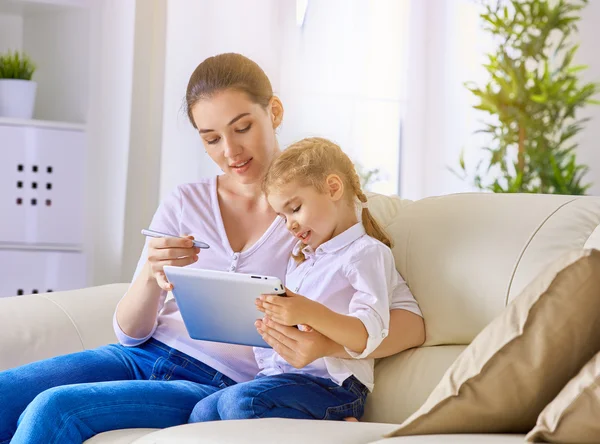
[254,223,422,391]
[113,177,297,383]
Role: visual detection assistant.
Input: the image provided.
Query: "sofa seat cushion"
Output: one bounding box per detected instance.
[372,435,526,443]
[388,249,600,436]
[85,428,157,443]
[131,419,398,444]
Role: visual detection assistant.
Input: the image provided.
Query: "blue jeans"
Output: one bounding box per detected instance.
[188,373,368,422]
[0,339,236,444]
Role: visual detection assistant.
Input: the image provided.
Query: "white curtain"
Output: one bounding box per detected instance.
[277,0,410,195]
[402,0,493,200]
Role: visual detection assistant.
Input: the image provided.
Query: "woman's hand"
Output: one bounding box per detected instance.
[257,288,323,327]
[145,235,200,290]
[255,316,337,368]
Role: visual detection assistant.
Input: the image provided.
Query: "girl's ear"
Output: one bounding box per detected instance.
[326,174,344,201]
[269,96,284,129]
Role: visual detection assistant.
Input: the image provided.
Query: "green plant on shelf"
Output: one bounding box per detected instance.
[0,50,36,80]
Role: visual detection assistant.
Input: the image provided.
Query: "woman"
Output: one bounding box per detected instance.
[0,53,425,444]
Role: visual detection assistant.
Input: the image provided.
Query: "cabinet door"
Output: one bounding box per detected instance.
[0,126,28,242]
[0,125,85,245]
[0,250,87,298]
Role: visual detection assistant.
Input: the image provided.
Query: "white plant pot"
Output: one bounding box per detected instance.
[0,79,37,119]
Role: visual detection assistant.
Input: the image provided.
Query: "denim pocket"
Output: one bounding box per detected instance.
[323,396,365,421]
[149,357,177,380]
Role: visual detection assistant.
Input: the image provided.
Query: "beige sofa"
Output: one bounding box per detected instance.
[2,192,600,443]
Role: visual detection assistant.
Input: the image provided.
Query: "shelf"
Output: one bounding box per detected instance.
[0,117,85,131]
[0,0,90,15]
[0,242,83,252]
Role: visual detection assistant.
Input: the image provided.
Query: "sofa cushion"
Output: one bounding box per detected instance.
[85,428,156,443]
[131,418,398,444]
[387,249,600,436]
[383,194,600,349]
[526,350,600,443]
[363,345,465,424]
[371,435,526,443]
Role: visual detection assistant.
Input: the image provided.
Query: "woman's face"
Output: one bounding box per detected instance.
[191,89,283,185]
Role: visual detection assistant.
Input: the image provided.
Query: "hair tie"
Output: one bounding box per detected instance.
[361,201,369,209]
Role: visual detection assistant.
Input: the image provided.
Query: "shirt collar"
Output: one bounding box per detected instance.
[294,223,366,259]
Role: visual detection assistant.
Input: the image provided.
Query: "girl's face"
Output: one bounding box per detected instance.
[191,89,283,185]
[267,177,350,250]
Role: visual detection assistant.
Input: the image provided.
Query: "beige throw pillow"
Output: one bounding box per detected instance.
[387,249,600,437]
[526,350,600,443]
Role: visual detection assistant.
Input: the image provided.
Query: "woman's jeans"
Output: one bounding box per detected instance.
[0,339,236,444]
[189,373,368,422]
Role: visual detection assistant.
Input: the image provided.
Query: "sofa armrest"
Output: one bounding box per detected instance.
[0,284,128,371]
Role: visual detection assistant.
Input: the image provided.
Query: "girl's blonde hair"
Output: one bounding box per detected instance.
[263,137,392,262]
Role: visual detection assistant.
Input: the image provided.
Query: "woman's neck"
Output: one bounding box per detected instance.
[219,175,262,198]
[218,175,272,212]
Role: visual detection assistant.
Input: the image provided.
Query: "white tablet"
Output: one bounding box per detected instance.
[163,266,286,348]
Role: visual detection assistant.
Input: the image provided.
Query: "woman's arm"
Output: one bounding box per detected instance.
[116,236,199,339]
[255,308,425,368]
[115,261,164,339]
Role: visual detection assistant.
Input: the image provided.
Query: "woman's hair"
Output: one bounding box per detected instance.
[264,137,392,262]
[185,53,273,128]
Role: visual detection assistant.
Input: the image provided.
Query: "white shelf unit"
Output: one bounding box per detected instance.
[0,0,90,297]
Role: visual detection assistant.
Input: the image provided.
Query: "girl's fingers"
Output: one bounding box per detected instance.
[262,301,279,312]
[263,295,284,305]
[255,302,266,313]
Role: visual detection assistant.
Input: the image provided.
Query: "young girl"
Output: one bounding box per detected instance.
[188,137,422,422]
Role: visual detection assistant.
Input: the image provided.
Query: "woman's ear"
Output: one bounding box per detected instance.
[269,96,284,129]
[326,174,344,201]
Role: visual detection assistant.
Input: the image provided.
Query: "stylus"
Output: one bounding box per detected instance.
[141,229,210,249]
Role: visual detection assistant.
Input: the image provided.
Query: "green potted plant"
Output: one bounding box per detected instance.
[455,0,600,194]
[0,50,37,119]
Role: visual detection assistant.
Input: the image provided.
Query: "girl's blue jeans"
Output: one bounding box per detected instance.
[188,373,369,422]
[0,339,236,444]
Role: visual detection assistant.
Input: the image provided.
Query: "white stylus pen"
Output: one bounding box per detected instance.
[141,229,210,249]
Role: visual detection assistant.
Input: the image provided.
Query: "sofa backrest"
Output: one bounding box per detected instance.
[363,192,600,423]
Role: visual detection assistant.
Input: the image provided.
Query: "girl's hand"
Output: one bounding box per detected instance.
[255,316,337,368]
[258,288,323,326]
[145,234,200,291]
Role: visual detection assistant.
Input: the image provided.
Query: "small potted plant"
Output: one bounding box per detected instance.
[0,50,37,119]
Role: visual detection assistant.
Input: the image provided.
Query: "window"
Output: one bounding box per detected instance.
[277,0,410,194]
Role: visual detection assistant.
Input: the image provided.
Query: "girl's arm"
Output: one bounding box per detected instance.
[255,308,425,367]
[329,308,425,358]
[260,290,371,354]
[261,244,409,358]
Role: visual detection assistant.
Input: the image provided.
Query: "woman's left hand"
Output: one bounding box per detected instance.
[255,316,336,368]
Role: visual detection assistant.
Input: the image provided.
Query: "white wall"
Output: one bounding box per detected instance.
[158,0,282,201]
[23,9,90,123]
[0,14,22,53]
[576,0,600,197]
[86,0,136,285]
[120,0,167,282]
